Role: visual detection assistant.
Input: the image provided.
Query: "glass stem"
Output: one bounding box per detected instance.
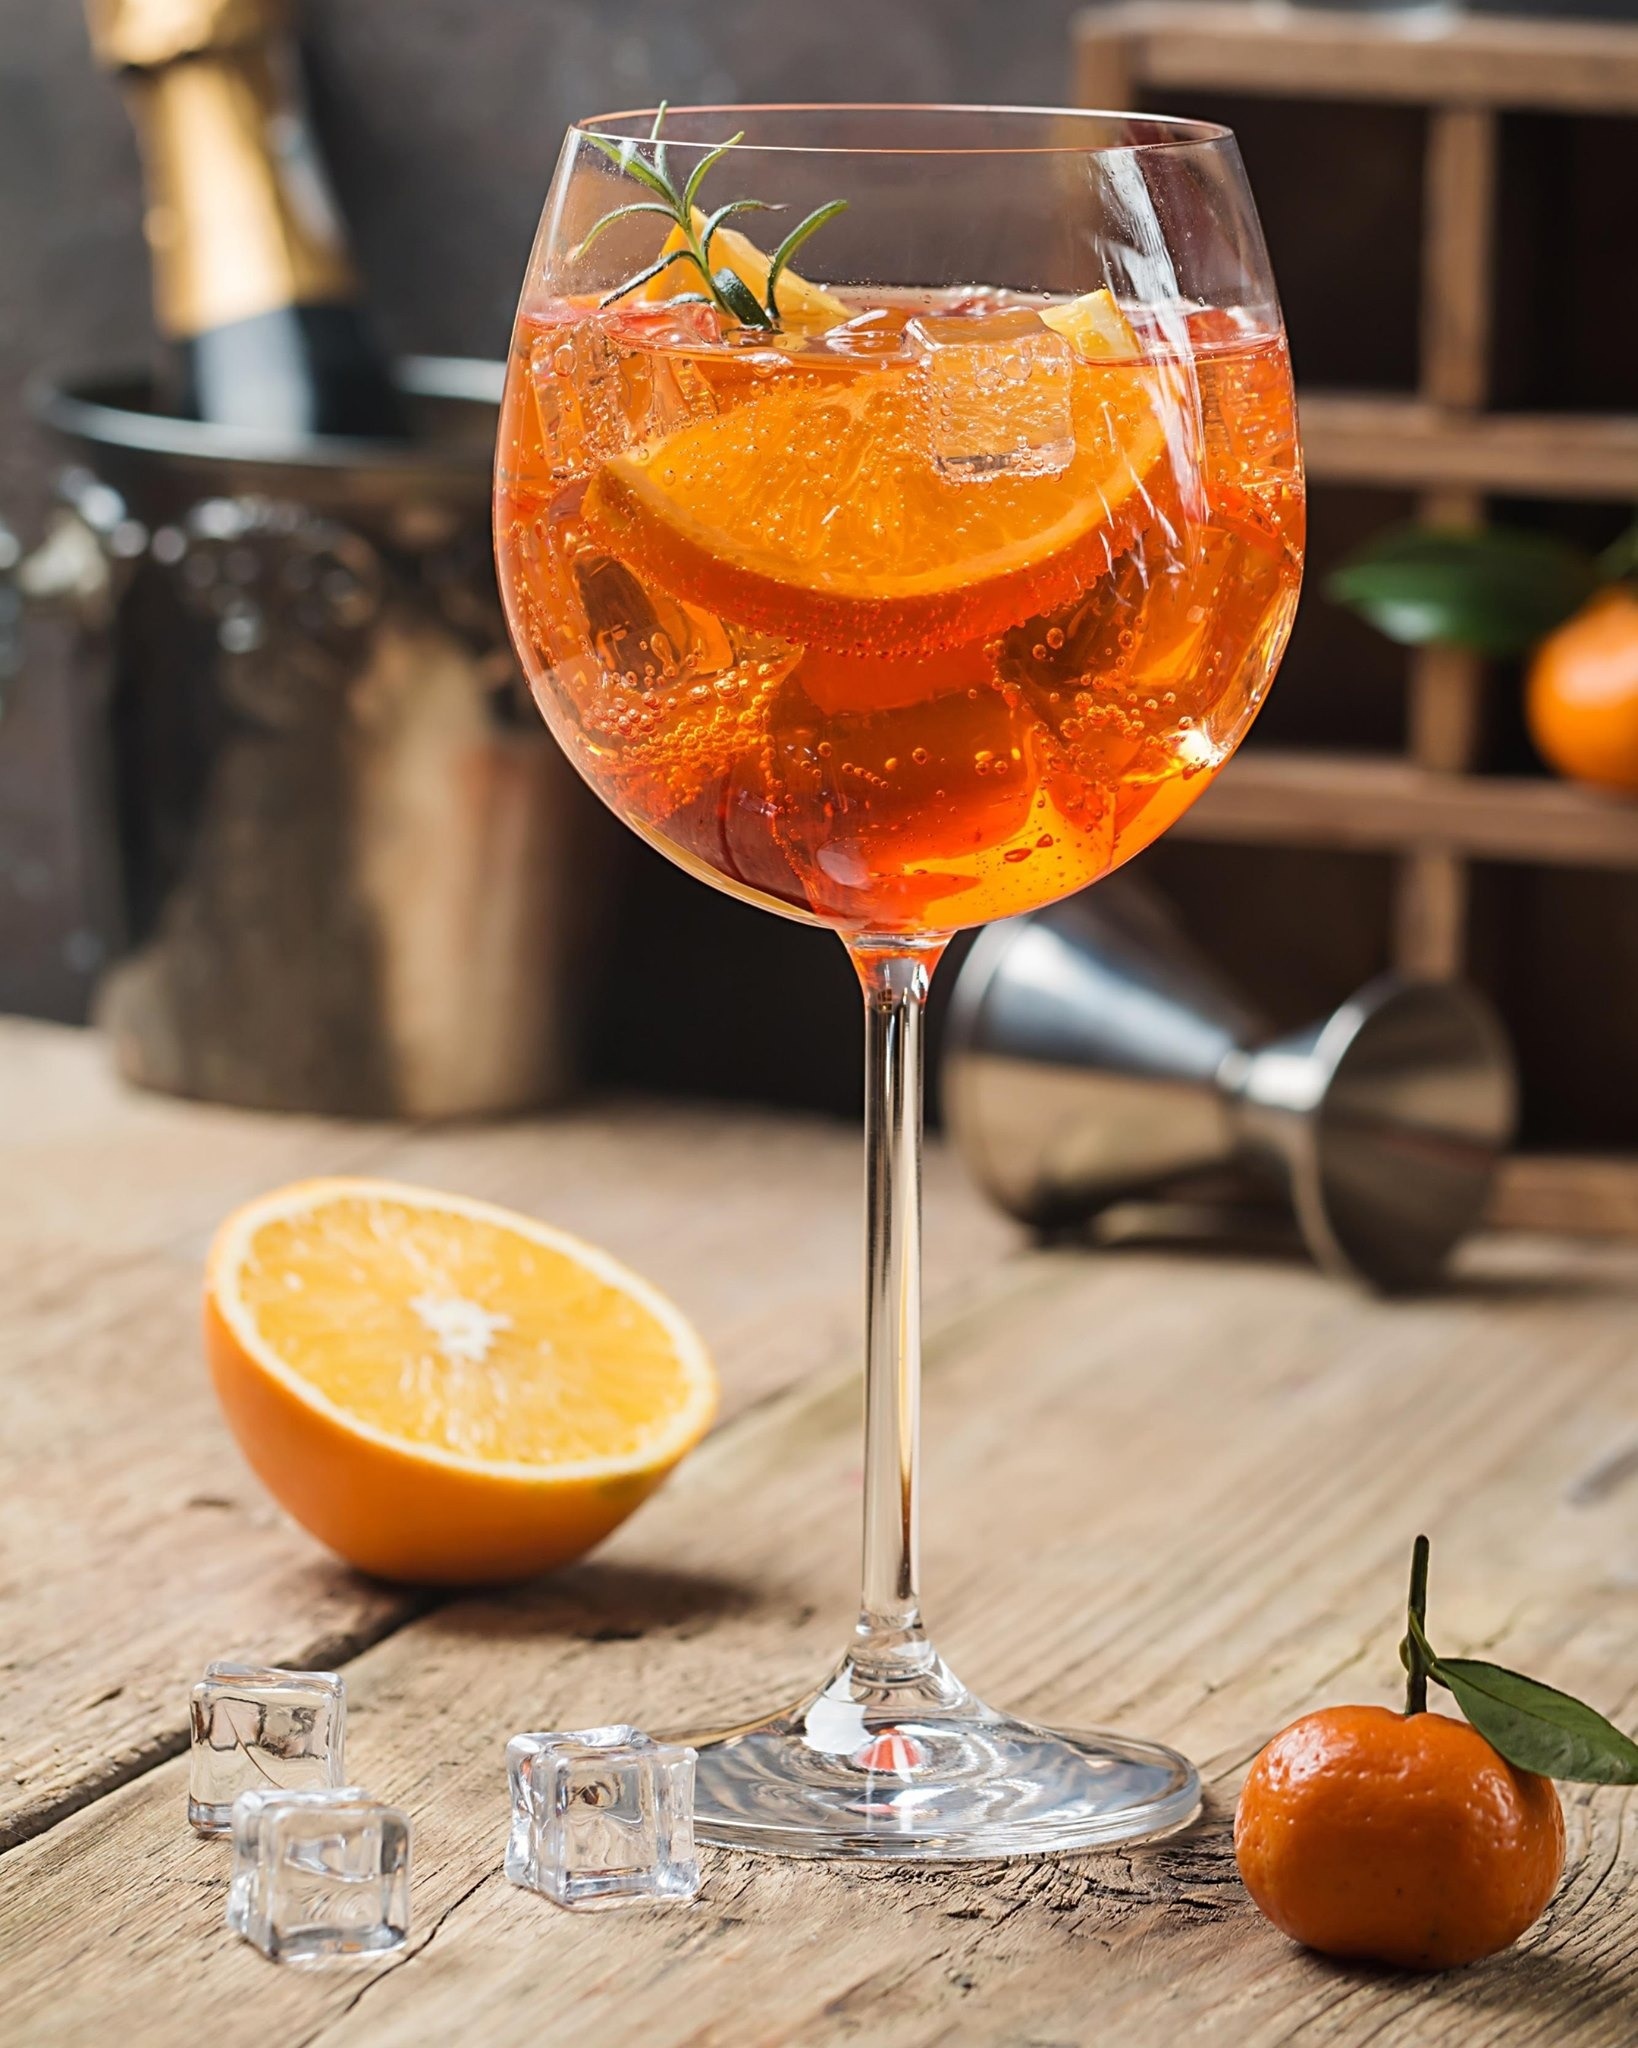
[849,941,942,1676]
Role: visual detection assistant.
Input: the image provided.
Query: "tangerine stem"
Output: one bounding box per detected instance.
[1405,1533,1432,1716]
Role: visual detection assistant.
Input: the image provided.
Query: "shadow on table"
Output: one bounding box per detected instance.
[1060,1209,1638,1310]
[427,1559,762,1644]
[1303,1933,1638,2029]
[1440,1264,1638,1308]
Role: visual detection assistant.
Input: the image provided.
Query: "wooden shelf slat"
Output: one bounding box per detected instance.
[1075,2,1638,116]
[1298,392,1638,501]
[1173,750,1638,869]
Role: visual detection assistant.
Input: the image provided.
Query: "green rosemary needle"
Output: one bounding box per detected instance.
[577,104,847,332]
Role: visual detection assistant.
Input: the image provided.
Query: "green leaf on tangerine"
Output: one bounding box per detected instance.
[1432,1656,1638,1784]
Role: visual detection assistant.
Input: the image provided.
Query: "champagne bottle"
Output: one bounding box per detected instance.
[85,0,410,438]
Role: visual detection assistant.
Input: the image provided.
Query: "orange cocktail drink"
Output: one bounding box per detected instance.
[496,281,1302,936]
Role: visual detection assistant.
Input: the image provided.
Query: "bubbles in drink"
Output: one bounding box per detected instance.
[494,284,1303,934]
[764,667,1038,920]
[525,303,720,483]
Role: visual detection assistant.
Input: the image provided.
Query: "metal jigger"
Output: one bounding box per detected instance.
[942,888,1518,1291]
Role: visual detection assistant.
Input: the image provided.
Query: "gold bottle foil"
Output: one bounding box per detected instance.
[124,51,356,334]
[86,0,355,335]
[85,0,289,69]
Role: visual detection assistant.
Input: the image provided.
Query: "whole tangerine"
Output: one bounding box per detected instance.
[1526,586,1638,793]
[1234,1704,1565,1971]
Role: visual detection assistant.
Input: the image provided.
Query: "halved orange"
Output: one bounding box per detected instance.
[583,290,1167,653]
[204,1179,718,1584]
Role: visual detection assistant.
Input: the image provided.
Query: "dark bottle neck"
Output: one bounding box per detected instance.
[173,303,409,438]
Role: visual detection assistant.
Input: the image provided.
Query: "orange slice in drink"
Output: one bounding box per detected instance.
[584,290,1166,653]
[205,1179,718,1583]
[1040,286,1142,358]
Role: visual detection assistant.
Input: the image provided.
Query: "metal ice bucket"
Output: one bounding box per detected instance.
[5,360,610,1117]
[942,888,1518,1290]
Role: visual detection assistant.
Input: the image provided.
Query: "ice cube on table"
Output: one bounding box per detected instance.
[188,1661,346,1837]
[906,308,1076,480]
[227,1787,411,1964]
[505,1725,699,1910]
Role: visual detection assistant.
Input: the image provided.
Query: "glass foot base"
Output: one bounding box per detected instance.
[680,1647,1201,1862]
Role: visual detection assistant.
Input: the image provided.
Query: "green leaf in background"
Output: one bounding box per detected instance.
[1597,518,1638,586]
[1327,525,1598,656]
[1432,1656,1638,1784]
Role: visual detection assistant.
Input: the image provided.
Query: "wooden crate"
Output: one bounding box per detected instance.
[1075,1,1638,1236]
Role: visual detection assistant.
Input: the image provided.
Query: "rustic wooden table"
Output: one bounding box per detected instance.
[3,1018,1637,2045]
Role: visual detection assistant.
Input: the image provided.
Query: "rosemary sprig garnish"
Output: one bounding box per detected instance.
[577,104,847,332]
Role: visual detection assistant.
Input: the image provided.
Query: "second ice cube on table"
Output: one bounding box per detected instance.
[188,1662,346,1836]
[228,1787,411,1963]
[906,309,1075,480]
[506,1726,699,1909]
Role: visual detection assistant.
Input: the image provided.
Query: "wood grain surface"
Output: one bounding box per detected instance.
[4,1024,1638,2044]
[0,1019,1013,1853]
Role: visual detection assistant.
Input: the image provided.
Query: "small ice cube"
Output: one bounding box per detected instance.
[529,301,719,479]
[188,1662,346,1837]
[603,301,722,353]
[906,309,1075,481]
[227,1787,411,1963]
[800,307,916,366]
[505,1725,699,1910]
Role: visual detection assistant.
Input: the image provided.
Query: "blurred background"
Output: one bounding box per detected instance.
[2,0,1636,1179]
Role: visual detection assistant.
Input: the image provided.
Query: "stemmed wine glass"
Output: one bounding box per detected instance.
[495,103,1303,1858]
